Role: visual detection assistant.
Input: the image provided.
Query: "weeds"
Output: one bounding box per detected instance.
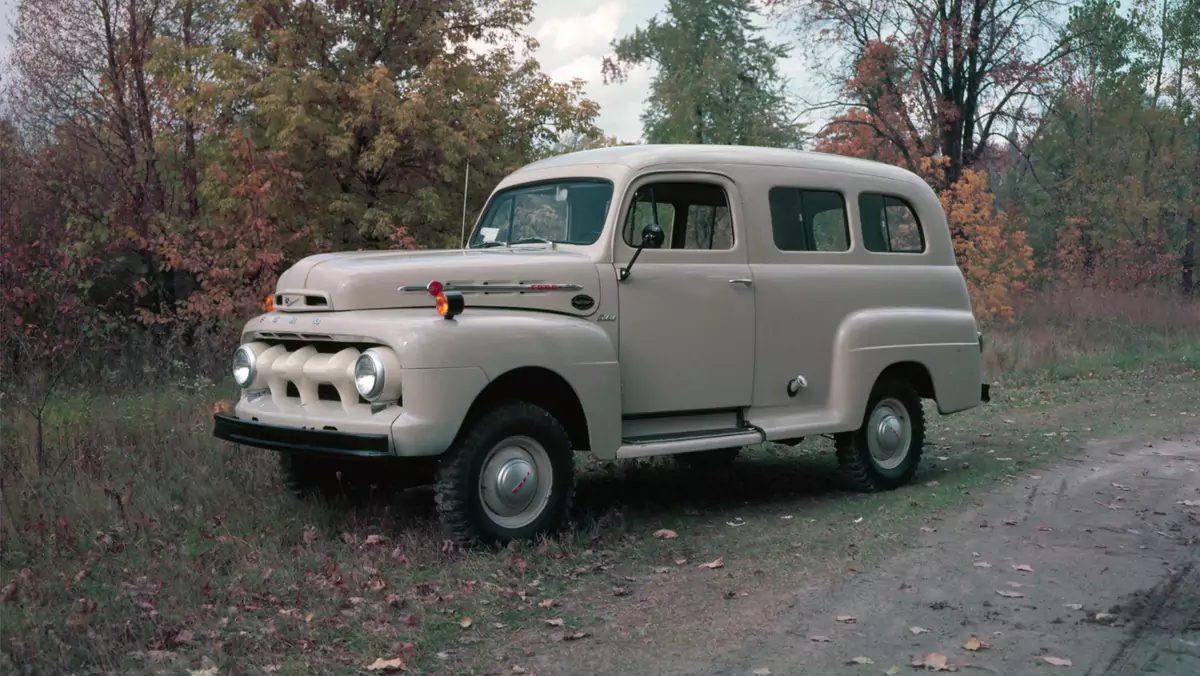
[1,290,1199,673]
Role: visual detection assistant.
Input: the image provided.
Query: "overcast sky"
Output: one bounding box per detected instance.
[0,0,825,141]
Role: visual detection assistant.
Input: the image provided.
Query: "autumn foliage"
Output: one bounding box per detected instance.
[937,167,1035,322]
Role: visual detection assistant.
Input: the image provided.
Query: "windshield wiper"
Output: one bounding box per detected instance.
[471,237,559,249]
[507,237,557,248]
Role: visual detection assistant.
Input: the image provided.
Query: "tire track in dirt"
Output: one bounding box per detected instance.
[1096,562,1200,675]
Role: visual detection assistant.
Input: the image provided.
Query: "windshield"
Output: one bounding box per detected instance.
[468,179,614,248]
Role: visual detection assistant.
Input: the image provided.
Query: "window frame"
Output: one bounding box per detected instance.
[619,178,736,252]
[467,177,615,248]
[766,186,852,254]
[857,191,927,255]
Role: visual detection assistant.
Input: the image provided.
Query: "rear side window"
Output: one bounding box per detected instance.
[858,193,925,253]
[768,188,850,252]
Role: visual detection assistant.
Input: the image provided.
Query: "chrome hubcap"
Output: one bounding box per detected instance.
[479,436,553,528]
[866,397,911,470]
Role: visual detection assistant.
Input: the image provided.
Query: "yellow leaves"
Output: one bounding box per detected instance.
[939,167,1034,324]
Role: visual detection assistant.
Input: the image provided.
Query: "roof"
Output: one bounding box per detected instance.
[518,144,923,184]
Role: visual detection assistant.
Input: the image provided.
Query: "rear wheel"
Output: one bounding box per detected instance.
[435,402,575,546]
[835,377,925,492]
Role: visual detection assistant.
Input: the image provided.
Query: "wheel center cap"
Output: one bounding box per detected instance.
[876,415,905,454]
[493,458,537,512]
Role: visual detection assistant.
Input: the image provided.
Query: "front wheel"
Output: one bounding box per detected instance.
[435,402,575,546]
[835,377,925,492]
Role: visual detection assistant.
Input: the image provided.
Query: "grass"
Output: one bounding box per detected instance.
[2,289,1199,675]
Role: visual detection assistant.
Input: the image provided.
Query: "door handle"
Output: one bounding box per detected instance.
[729,278,753,286]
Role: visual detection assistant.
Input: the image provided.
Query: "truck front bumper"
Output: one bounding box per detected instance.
[212,413,392,458]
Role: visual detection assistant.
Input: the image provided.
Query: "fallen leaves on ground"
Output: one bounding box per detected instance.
[543,618,565,627]
[752,669,771,675]
[698,557,724,570]
[1040,656,1073,667]
[561,632,590,641]
[366,657,408,672]
[364,534,386,546]
[964,636,988,651]
[653,529,678,539]
[1093,612,1117,624]
[810,635,832,643]
[459,617,472,629]
[538,599,557,608]
[835,615,856,623]
[847,656,874,665]
[1012,564,1034,572]
[653,566,670,574]
[1064,603,1083,610]
[920,527,937,533]
[995,589,1024,598]
[909,626,930,635]
[1178,500,1200,507]
[910,652,950,671]
[973,561,992,568]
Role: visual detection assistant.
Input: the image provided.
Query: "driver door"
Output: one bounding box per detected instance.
[612,173,756,416]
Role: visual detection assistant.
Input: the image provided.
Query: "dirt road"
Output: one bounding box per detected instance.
[526,429,1200,676]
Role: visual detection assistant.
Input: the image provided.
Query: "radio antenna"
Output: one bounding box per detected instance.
[459,161,470,249]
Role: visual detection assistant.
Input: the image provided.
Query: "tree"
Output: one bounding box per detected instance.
[770,0,1078,187]
[207,0,601,254]
[997,0,1199,292]
[602,0,804,147]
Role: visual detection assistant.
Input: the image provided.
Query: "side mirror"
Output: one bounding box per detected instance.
[641,223,665,249]
[618,223,665,282]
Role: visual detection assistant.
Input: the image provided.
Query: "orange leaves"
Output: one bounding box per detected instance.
[938,168,1034,324]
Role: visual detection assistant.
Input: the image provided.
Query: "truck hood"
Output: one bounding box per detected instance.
[273,248,603,316]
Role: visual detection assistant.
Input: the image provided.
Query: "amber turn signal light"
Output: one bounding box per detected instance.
[435,290,465,319]
[265,294,276,312]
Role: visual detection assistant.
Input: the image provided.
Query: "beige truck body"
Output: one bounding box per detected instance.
[219,144,985,465]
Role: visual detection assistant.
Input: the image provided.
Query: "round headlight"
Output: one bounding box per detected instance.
[354,350,386,400]
[232,345,257,388]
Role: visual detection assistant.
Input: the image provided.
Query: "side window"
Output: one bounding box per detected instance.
[622,181,733,250]
[858,193,925,253]
[768,188,850,252]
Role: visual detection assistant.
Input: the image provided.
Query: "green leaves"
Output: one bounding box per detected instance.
[605,0,804,148]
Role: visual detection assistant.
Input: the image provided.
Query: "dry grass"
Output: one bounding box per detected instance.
[1,288,1199,674]
[982,286,1200,377]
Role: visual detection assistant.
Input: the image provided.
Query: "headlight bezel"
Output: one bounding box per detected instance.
[354,349,387,401]
[232,344,258,388]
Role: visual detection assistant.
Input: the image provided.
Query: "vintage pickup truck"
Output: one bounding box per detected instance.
[213,144,989,545]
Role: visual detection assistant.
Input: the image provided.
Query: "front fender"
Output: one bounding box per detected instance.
[397,311,622,457]
[240,309,622,457]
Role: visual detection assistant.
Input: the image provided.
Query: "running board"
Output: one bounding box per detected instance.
[615,428,764,459]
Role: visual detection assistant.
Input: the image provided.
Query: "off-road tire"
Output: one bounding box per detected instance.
[673,447,741,470]
[435,402,575,547]
[835,376,925,492]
